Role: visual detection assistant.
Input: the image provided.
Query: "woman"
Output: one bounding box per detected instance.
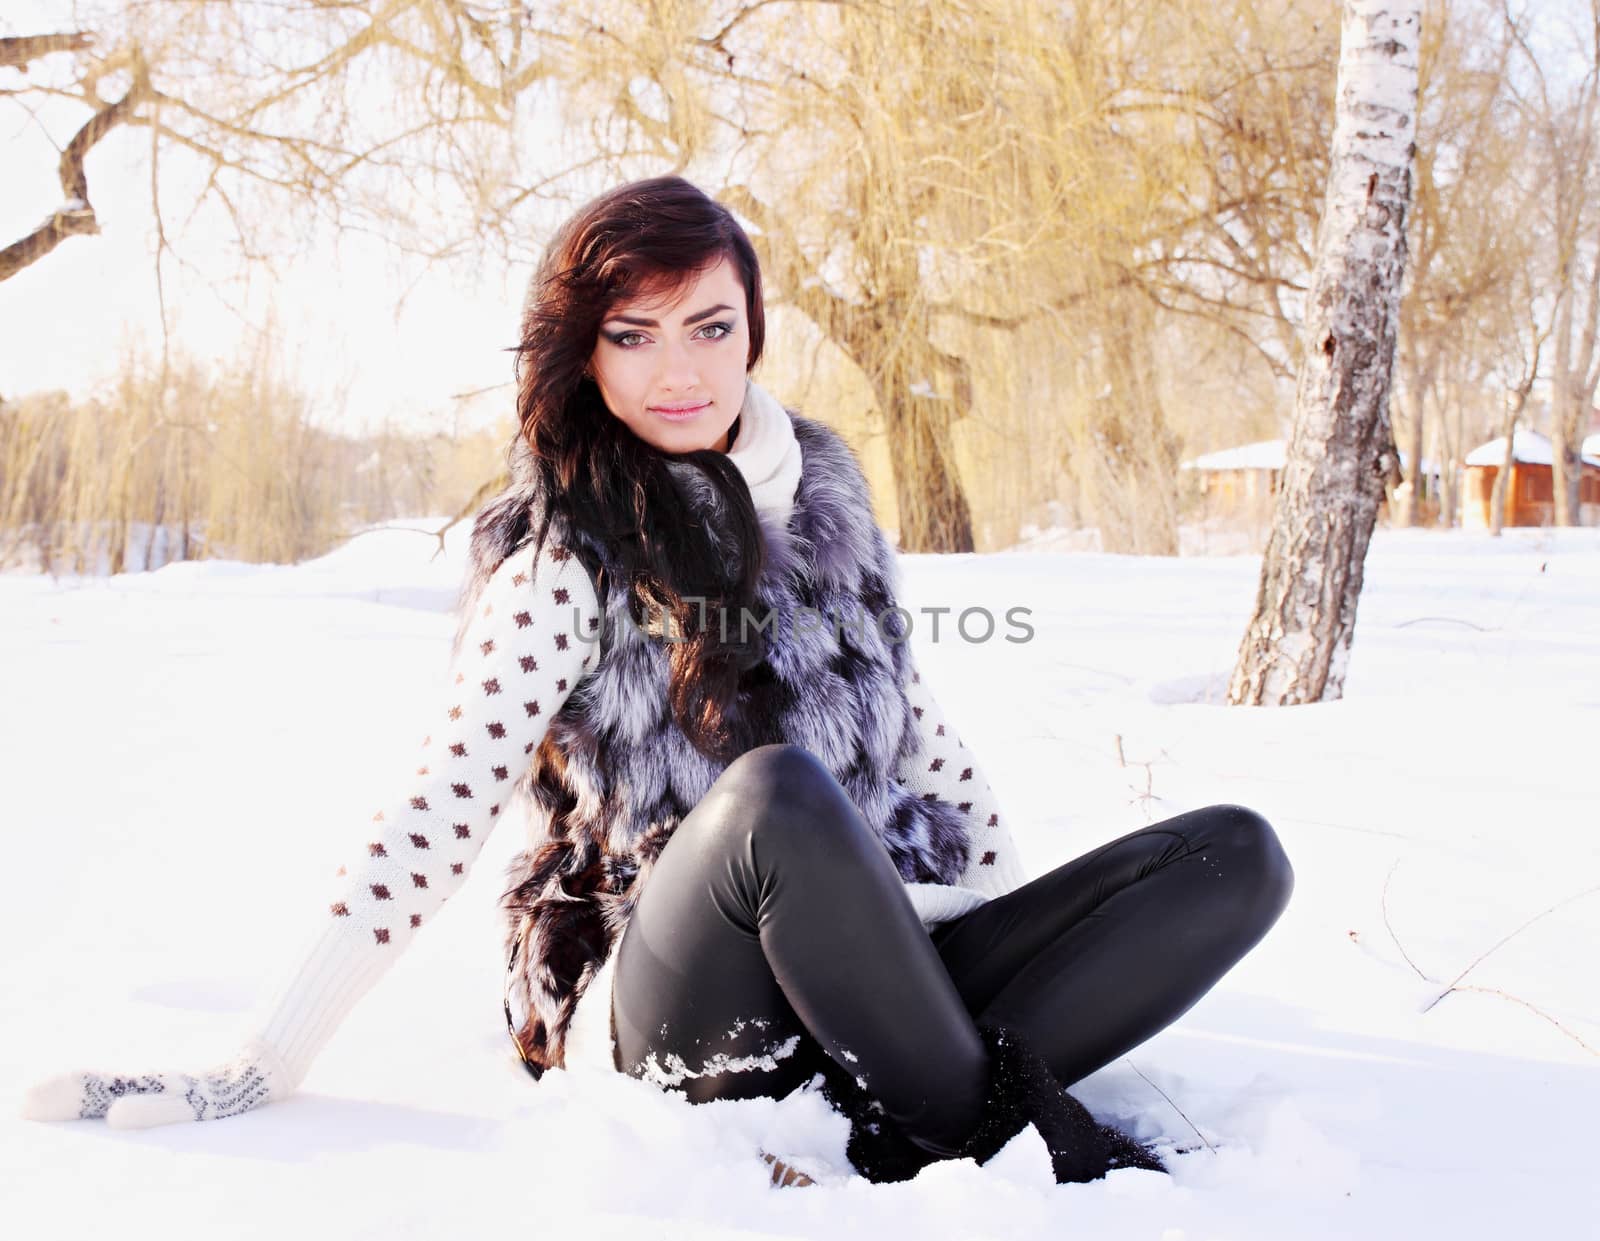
[22,176,1294,1187]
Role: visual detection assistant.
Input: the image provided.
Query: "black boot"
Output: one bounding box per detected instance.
[818,1023,1166,1185]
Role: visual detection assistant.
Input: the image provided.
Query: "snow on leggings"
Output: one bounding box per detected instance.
[609,743,1294,1158]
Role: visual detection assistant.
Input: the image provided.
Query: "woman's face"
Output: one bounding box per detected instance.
[589,255,750,455]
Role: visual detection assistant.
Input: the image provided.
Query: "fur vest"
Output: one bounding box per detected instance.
[475,412,974,1078]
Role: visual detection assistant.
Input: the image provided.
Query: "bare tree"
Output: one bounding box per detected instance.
[0,35,150,281]
[1230,1,1422,706]
[10,2,1499,568]
[1,2,579,285]
[1486,205,1553,536]
[551,1,1341,552]
[1123,0,1340,382]
[1503,0,1600,525]
[1393,0,1518,527]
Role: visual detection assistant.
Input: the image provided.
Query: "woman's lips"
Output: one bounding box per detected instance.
[649,401,711,421]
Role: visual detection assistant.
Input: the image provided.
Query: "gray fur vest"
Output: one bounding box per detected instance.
[479,412,972,1077]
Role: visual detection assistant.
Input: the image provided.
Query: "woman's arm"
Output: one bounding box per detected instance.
[893,646,1031,900]
[21,537,600,1127]
[250,538,600,1088]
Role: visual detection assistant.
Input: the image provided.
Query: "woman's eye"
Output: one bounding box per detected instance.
[607,322,732,348]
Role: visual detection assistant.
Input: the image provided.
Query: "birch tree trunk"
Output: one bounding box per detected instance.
[1229,0,1421,706]
[1488,388,1527,538]
[1395,360,1433,527]
[1440,379,1464,528]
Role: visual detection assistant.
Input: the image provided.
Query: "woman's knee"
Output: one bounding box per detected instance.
[719,742,832,796]
[1196,804,1295,927]
[692,743,860,851]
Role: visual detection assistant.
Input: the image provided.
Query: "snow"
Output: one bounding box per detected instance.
[4,520,1599,1239]
[1181,439,1286,472]
[1183,440,1440,476]
[1464,427,1600,469]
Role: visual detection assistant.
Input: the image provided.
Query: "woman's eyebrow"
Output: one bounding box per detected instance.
[606,302,736,328]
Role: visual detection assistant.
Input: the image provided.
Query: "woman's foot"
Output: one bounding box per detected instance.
[818,1023,1167,1184]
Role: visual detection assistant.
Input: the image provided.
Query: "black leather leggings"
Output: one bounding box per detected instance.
[610,744,1294,1158]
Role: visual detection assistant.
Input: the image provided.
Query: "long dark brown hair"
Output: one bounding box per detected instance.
[473,175,771,761]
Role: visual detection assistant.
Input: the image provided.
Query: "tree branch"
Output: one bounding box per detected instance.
[0,51,151,283]
[0,32,93,73]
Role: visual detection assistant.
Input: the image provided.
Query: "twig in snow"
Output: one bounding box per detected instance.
[335,508,484,563]
[1452,986,1598,1059]
[1421,882,1600,1013]
[1392,616,1499,632]
[1373,869,1599,1056]
[1112,734,1168,821]
[1124,1060,1215,1154]
[1381,858,1431,981]
[1113,733,1153,806]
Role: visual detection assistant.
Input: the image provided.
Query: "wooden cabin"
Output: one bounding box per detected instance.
[1461,430,1600,528]
[1181,439,1439,521]
[1179,439,1285,512]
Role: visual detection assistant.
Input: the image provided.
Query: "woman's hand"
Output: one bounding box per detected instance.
[20,1037,292,1129]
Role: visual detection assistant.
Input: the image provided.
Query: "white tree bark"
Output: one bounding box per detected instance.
[1229,1,1421,706]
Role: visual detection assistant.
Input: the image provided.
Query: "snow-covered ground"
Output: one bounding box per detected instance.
[3,523,1596,1240]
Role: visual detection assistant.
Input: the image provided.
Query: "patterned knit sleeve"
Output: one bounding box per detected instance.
[243,538,601,1091]
[894,645,1031,901]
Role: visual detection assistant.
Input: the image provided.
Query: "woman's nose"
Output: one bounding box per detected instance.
[656,337,701,389]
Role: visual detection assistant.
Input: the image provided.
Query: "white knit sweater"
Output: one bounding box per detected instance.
[249,380,1030,1085]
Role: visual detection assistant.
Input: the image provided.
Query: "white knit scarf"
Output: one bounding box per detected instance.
[725,377,802,523]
